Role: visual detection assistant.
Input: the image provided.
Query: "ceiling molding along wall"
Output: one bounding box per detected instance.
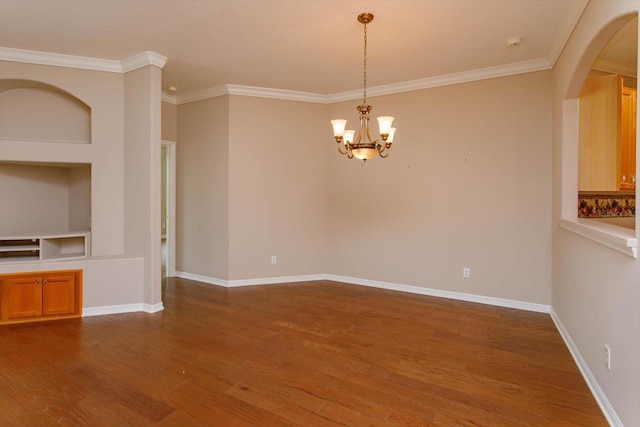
[0,47,167,73]
[174,57,552,105]
[326,58,552,103]
[226,85,327,104]
[2,46,552,105]
[593,57,638,78]
[546,0,589,68]
[121,51,168,72]
[0,46,122,72]
[175,85,229,105]
[162,92,177,105]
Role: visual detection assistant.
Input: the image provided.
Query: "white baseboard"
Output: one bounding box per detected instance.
[83,302,164,317]
[174,271,227,286]
[174,271,325,288]
[325,274,551,313]
[174,271,549,313]
[143,302,165,313]
[550,308,622,427]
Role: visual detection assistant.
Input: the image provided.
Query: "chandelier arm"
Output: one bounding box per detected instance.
[337,143,349,155]
[378,145,390,158]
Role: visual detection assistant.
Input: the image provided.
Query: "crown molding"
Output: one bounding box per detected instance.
[327,58,552,103]
[592,57,637,78]
[547,0,589,68]
[175,58,552,105]
[162,92,177,105]
[0,47,167,73]
[226,85,327,103]
[175,85,230,105]
[121,51,168,72]
[2,46,553,104]
[0,47,122,72]
[175,85,328,105]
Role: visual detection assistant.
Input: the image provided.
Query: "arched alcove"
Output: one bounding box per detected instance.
[564,15,636,100]
[0,79,92,239]
[0,79,91,143]
[561,13,637,233]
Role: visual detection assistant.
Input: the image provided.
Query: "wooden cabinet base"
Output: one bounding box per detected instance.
[0,270,82,325]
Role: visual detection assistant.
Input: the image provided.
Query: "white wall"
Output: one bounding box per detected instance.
[552,1,640,425]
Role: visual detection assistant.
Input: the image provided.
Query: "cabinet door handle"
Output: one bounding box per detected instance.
[34,279,40,284]
[42,279,48,284]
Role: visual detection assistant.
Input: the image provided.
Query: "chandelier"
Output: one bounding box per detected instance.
[331,12,396,161]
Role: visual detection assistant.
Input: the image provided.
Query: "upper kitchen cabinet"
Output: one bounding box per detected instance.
[578,73,636,191]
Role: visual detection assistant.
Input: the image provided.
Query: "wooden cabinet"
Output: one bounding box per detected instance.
[0,270,82,325]
[619,86,637,190]
[578,74,637,191]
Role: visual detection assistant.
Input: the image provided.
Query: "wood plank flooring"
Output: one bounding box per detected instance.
[0,278,607,426]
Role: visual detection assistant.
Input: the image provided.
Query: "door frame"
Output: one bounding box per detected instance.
[162,140,176,277]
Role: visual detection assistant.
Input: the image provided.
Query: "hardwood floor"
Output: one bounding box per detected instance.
[0,278,607,426]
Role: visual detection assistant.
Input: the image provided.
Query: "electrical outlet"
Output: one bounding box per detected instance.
[604,344,611,370]
[463,268,470,278]
[271,256,277,264]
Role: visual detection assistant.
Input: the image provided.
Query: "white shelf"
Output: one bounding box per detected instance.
[0,245,39,252]
[0,232,90,263]
[0,256,40,263]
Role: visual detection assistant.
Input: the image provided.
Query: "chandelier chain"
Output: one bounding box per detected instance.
[363,22,367,105]
[330,12,396,162]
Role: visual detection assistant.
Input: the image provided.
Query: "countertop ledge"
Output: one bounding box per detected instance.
[559,217,637,259]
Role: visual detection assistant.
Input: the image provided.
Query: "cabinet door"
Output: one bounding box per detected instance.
[42,272,77,316]
[619,87,637,190]
[5,275,43,319]
[578,74,622,191]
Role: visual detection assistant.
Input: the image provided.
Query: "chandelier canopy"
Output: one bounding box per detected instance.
[331,13,396,161]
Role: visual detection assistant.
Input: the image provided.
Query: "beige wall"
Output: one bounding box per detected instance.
[124,65,164,307]
[162,101,177,142]
[327,71,553,304]
[552,1,639,425]
[0,163,91,235]
[177,96,230,279]
[0,86,91,143]
[68,164,91,231]
[227,96,328,280]
[0,163,69,234]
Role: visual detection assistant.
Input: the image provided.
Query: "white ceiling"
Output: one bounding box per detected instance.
[0,0,593,96]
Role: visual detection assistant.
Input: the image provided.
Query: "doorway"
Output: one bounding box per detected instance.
[161,140,176,278]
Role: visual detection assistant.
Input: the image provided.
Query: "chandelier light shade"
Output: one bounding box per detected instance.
[331,12,396,161]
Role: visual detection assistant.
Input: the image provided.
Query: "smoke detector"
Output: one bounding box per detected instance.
[506,37,521,47]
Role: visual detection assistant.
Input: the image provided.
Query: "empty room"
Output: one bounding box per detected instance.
[0,1,638,425]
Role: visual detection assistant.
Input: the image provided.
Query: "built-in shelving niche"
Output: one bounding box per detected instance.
[0,79,92,262]
[0,79,91,144]
[0,162,92,237]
